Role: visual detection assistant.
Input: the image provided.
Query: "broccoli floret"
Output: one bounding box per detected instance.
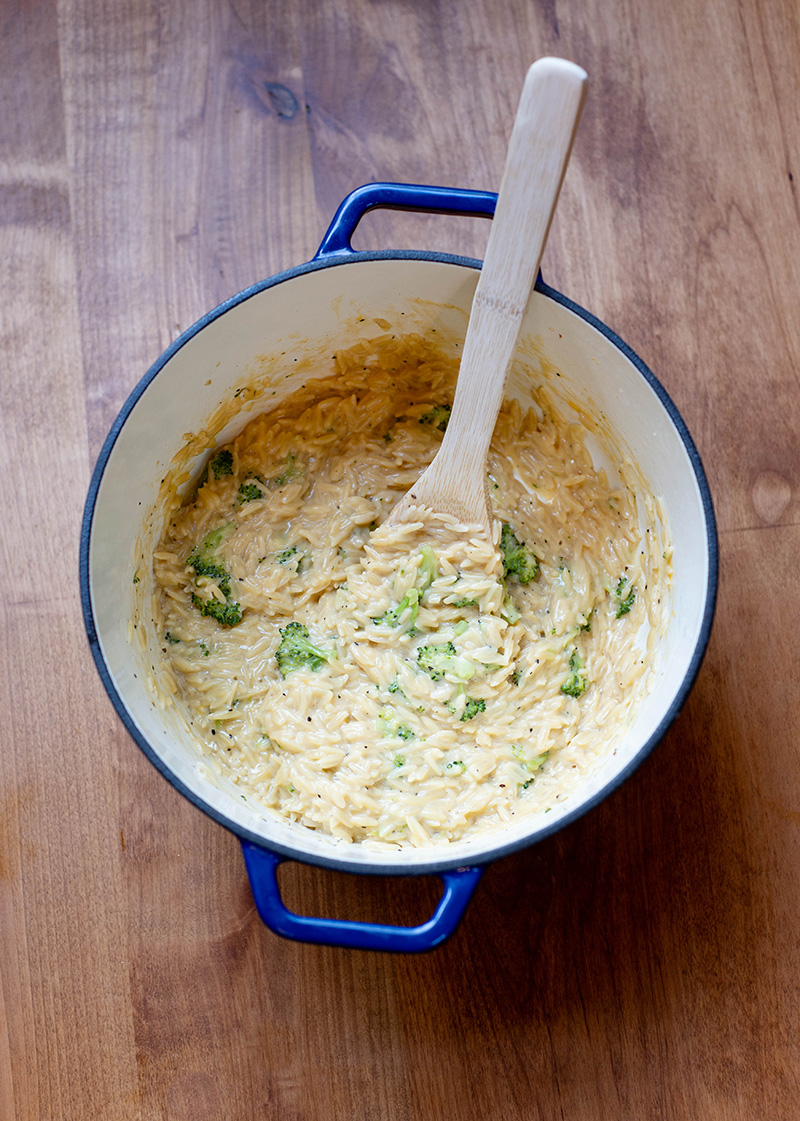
[452,596,477,608]
[446,760,467,773]
[274,546,309,574]
[419,403,451,432]
[418,641,456,680]
[189,554,232,598]
[387,678,400,694]
[209,449,234,479]
[237,481,264,503]
[461,697,486,721]
[417,545,438,591]
[271,453,303,486]
[372,588,420,629]
[191,594,242,627]
[512,745,550,772]
[189,522,235,591]
[275,622,329,677]
[165,632,180,644]
[378,710,414,739]
[393,755,406,767]
[417,641,475,682]
[500,523,539,584]
[560,648,588,697]
[187,523,241,624]
[614,577,636,617]
[514,748,549,790]
[501,593,521,624]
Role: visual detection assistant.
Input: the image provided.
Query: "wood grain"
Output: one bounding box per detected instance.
[2,0,800,1117]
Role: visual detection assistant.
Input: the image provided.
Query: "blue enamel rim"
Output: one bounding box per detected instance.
[80,186,718,882]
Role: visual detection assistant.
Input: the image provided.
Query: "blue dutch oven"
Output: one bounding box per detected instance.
[80,183,717,952]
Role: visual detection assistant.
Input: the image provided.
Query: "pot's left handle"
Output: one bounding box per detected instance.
[314,181,497,259]
[241,841,483,952]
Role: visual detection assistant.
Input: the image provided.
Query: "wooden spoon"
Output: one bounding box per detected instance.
[387,58,587,533]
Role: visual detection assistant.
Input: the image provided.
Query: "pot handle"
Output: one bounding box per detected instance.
[240,840,483,952]
[314,181,498,259]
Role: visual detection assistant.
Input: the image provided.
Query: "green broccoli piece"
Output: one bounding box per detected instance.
[419,403,451,432]
[418,641,455,680]
[501,593,521,624]
[275,622,329,677]
[372,588,420,629]
[387,678,400,694]
[237,481,264,503]
[417,641,475,682]
[164,632,180,644]
[514,748,549,790]
[191,594,242,627]
[512,745,549,772]
[560,648,588,697]
[461,697,486,722]
[189,554,232,598]
[500,523,539,584]
[377,710,413,739]
[274,546,309,574]
[271,453,303,486]
[209,449,233,479]
[393,755,406,767]
[187,522,241,625]
[446,760,467,774]
[452,597,477,608]
[417,545,438,591]
[189,520,235,587]
[614,577,636,617]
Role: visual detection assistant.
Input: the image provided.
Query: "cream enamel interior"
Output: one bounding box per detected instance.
[87,257,710,872]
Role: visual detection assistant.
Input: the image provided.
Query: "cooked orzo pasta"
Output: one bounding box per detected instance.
[151,333,670,849]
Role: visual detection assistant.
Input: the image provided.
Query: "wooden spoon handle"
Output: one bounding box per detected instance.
[394,58,587,526]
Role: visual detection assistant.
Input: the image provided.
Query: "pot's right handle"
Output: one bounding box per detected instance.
[314,182,498,259]
[241,841,483,952]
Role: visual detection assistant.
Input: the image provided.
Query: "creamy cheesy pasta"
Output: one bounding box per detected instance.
[151,334,670,849]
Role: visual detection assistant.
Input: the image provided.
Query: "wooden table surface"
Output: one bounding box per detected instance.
[3,1,799,1118]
